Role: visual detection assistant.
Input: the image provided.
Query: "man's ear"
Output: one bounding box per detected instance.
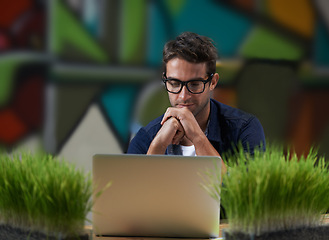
[210,73,219,90]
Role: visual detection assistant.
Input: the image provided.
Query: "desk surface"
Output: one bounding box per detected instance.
[88,215,329,240]
[88,224,228,240]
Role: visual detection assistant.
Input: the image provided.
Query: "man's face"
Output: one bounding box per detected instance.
[165,58,218,119]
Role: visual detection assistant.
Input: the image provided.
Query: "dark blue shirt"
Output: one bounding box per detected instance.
[127,99,265,155]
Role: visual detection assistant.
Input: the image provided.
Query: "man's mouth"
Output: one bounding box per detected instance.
[176,103,194,108]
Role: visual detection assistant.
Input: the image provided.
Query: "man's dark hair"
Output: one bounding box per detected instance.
[163,32,218,75]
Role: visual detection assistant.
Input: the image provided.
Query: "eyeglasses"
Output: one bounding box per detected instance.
[162,73,214,94]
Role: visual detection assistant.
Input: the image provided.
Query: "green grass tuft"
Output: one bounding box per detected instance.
[0,150,93,237]
[205,145,329,236]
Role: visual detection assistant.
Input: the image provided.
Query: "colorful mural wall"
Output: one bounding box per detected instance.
[1,0,329,172]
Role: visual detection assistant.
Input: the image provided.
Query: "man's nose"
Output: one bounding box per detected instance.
[178,85,191,100]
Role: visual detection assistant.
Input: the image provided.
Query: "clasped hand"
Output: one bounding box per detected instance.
[157,107,203,147]
[148,107,226,174]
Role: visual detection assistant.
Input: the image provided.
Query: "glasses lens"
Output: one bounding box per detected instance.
[166,80,182,93]
[163,74,211,94]
[187,81,204,93]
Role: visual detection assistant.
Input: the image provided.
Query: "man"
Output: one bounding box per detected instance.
[127,32,265,172]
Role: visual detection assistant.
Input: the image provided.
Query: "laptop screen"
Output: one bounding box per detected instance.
[92,154,221,238]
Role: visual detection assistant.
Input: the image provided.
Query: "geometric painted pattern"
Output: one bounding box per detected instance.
[236,62,298,142]
[267,0,315,38]
[147,0,253,64]
[0,67,45,147]
[52,0,108,63]
[119,0,147,64]
[1,0,329,163]
[314,21,329,68]
[0,108,27,145]
[174,0,253,57]
[59,103,122,173]
[100,84,140,148]
[55,83,102,152]
[13,77,44,129]
[240,26,304,60]
[0,59,21,106]
[0,1,32,30]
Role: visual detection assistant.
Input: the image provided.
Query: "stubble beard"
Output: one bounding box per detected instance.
[172,98,210,120]
[192,99,210,122]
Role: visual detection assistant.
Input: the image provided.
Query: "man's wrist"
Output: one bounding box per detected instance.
[147,137,168,154]
[191,132,208,147]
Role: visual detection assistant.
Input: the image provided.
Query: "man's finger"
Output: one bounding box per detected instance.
[161,108,174,125]
[172,126,185,145]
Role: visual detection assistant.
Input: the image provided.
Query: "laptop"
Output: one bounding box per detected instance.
[92,154,221,239]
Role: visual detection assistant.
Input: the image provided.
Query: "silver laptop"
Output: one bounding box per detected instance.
[92,154,221,239]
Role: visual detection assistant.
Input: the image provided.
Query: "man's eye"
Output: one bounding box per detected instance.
[189,81,202,87]
[168,81,181,87]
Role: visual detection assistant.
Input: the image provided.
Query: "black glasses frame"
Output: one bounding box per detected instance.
[162,73,214,94]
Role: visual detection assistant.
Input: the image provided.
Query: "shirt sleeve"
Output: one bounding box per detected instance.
[126,127,152,154]
[239,116,266,154]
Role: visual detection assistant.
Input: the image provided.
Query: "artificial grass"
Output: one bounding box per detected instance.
[205,145,329,236]
[0,150,93,238]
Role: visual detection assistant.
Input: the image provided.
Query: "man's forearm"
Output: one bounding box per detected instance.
[147,138,167,155]
[194,134,227,174]
[147,117,184,154]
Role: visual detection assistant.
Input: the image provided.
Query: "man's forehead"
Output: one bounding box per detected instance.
[166,58,207,78]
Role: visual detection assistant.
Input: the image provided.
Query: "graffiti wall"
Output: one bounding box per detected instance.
[1,0,329,172]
